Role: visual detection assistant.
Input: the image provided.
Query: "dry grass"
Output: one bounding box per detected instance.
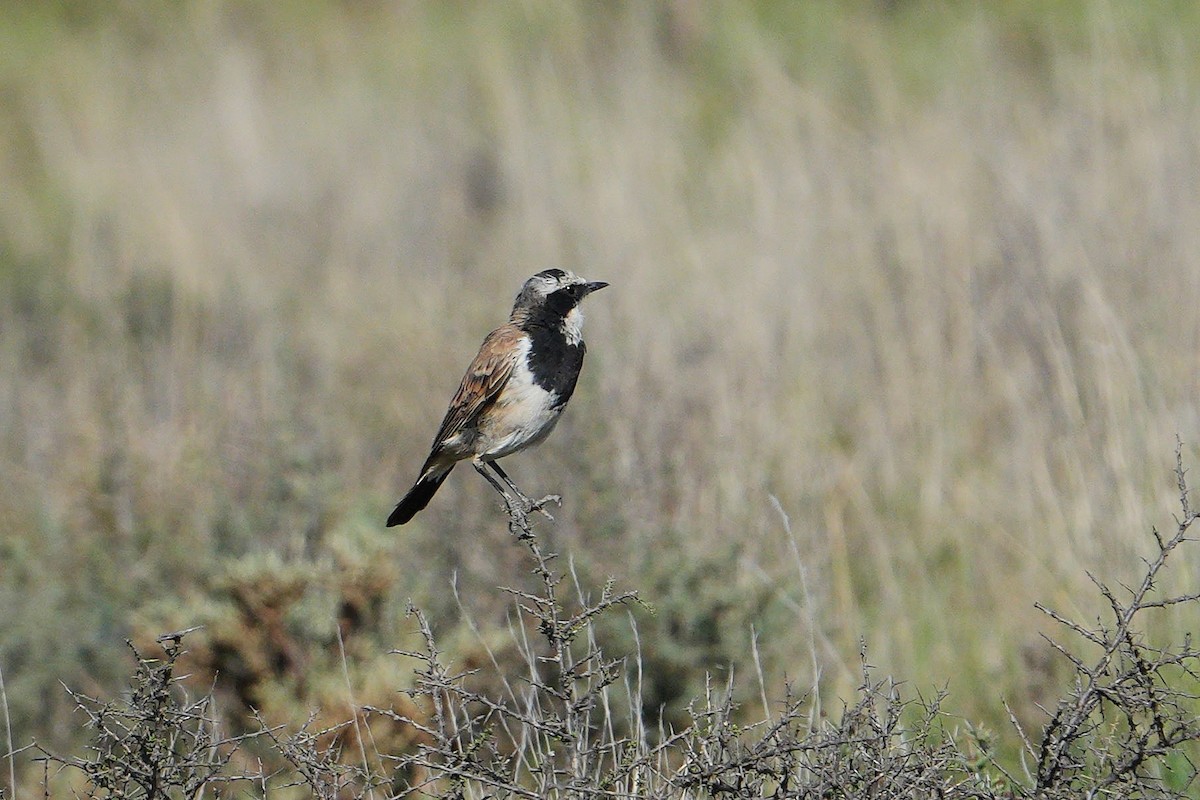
[2,0,1200,793]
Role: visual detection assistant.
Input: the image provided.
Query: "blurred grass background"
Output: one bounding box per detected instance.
[2,0,1200,792]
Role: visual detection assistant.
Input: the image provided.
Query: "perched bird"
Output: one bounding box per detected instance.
[386,269,608,527]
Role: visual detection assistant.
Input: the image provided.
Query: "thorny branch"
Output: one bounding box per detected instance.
[28,443,1200,798]
[1032,439,1200,797]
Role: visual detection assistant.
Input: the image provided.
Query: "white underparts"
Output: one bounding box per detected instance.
[479,338,564,459]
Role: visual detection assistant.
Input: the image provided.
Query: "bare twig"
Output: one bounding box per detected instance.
[1031,441,1200,796]
[33,633,265,798]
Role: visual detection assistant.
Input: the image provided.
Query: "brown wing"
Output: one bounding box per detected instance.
[429,324,523,452]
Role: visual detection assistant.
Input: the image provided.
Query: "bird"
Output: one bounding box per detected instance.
[386,269,608,527]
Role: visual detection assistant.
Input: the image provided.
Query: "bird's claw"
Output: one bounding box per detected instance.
[500,492,561,531]
[502,500,537,539]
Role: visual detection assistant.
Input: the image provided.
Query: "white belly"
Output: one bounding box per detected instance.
[478,359,564,460]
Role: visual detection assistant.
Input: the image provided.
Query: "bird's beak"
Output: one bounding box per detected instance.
[583,281,609,294]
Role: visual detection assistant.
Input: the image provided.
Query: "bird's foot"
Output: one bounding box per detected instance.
[502,498,536,539]
[506,487,560,519]
[499,493,560,536]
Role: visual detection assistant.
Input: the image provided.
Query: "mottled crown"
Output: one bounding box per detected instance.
[510,269,601,321]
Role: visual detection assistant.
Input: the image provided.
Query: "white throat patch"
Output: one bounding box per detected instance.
[562,306,584,345]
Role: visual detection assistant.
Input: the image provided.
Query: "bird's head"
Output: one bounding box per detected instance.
[510,269,608,327]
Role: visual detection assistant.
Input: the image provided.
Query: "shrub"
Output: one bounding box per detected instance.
[29,444,1200,798]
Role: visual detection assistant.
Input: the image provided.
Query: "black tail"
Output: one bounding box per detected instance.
[387,465,453,527]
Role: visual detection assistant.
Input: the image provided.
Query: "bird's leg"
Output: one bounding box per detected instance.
[486,461,531,504]
[472,461,531,530]
[473,461,518,506]
[487,461,561,520]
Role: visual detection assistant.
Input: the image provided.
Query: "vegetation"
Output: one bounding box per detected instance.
[29,453,1200,796]
[3,0,1200,795]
